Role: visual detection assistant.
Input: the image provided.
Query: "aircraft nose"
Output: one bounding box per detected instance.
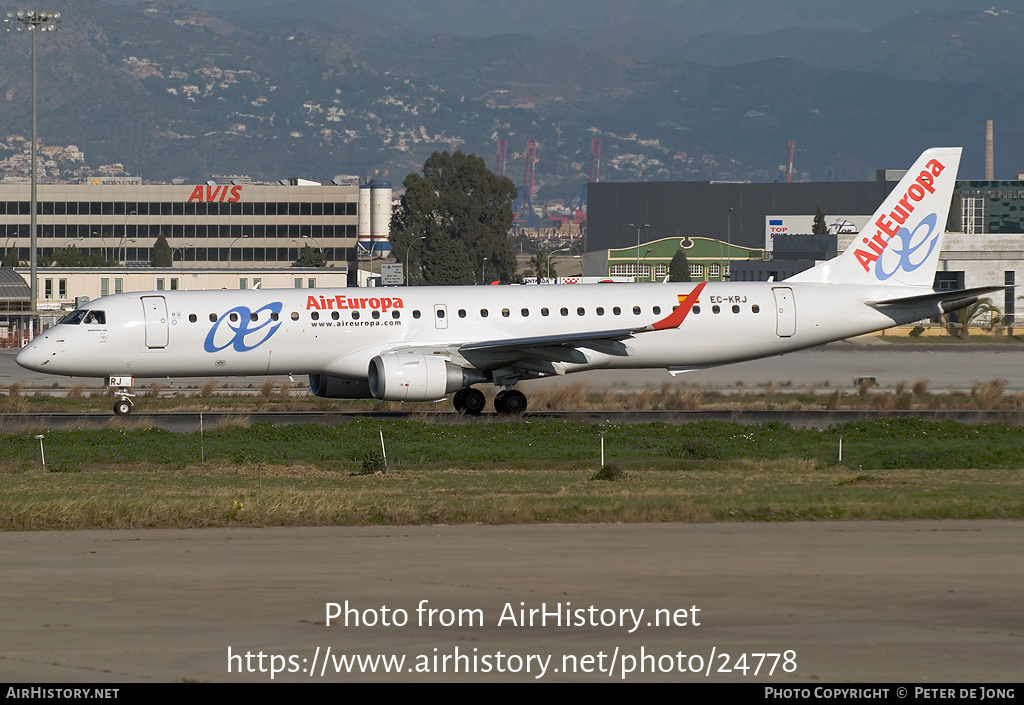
[16,338,51,372]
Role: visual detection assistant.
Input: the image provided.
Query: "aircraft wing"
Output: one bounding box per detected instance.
[460,327,637,353]
[380,281,708,378]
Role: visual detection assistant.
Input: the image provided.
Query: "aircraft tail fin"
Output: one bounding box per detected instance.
[786,147,962,287]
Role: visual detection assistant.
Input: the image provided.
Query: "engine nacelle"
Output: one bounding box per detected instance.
[368,353,476,401]
[308,374,373,399]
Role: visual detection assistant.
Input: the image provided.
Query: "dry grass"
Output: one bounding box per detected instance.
[1,456,1019,529]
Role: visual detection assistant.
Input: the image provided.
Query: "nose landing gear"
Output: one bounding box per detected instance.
[108,376,135,416]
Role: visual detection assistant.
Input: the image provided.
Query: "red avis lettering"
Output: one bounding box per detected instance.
[853,159,945,271]
[187,185,243,203]
[306,295,404,313]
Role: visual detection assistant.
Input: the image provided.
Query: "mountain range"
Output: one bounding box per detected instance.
[0,0,1021,204]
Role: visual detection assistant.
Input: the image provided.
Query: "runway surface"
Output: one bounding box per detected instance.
[2,521,1021,683]
[4,342,1024,394]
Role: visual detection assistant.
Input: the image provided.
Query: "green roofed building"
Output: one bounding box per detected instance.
[590,236,763,282]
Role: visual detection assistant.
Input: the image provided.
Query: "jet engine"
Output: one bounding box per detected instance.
[308,374,373,399]
[368,353,481,401]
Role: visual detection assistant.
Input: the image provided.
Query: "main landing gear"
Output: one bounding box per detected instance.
[452,387,527,416]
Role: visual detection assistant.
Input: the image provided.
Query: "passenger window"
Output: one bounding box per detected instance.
[502,308,510,317]
[372,311,380,319]
[436,309,445,319]
[652,306,661,315]
[693,305,701,314]
[352,311,360,320]
[613,307,621,315]
[633,306,641,315]
[291,312,299,321]
[188,314,197,323]
[413,310,421,319]
[250,312,258,322]
[541,308,549,316]
[458,309,466,318]
[560,308,569,316]
[732,305,740,313]
[480,309,488,318]
[271,312,279,321]
[521,308,529,317]
[210,313,218,322]
[392,310,400,319]
[311,311,319,320]
[596,307,604,316]
[331,311,339,320]
[230,312,239,322]
[752,305,760,313]
[577,307,585,316]
[712,305,720,314]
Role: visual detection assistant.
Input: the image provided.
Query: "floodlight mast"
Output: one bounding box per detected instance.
[4,10,61,337]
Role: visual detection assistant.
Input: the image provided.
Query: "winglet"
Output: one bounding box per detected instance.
[635,282,706,332]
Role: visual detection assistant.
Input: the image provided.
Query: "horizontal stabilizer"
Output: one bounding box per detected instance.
[867,286,1005,313]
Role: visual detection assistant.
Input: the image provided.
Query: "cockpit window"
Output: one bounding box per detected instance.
[58,309,87,325]
[58,309,106,325]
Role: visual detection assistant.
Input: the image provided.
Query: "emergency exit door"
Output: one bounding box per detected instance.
[772,287,796,338]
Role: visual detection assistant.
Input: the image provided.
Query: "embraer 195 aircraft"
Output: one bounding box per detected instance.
[17,147,1000,415]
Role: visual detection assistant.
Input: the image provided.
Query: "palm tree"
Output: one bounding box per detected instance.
[947,298,998,338]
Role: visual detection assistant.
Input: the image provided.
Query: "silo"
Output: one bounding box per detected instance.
[370,180,393,255]
[358,183,373,255]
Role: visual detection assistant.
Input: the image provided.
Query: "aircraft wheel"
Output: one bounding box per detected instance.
[494,390,508,414]
[113,400,132,416]
[452,388,467,412]
[462,388,486,416]
[501,390,527,415]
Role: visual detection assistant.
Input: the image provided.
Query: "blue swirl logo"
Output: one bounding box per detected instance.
[204,303,283,353]
[875,212,940,281]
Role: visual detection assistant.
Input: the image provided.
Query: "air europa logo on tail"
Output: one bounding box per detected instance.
[854,158,946,278]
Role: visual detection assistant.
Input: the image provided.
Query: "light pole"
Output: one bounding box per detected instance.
[119,238,136,266]
[726,207,734,280]
[174,244,193,271]
[547,247,570,282]
[227,235,249,268]
[5,9,61,334]
[628,223,650,281]
[405,236,425,286]
[121,210,136,266]
[481,257,488,285]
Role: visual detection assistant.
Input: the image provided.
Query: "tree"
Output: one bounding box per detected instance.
[2,248,20,268]
[946,298,998,338]
[812,205,828,235]
[292,244,326,268]
[529,247,557,282]
[420,229,475,286]
[668,249,691,282]
[391,150,518,285]
[151,233,172,267]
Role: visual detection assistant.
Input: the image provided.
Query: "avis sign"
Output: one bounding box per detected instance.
[187,185,243,203]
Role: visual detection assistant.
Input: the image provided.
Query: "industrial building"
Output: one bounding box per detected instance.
[0,178,393,270]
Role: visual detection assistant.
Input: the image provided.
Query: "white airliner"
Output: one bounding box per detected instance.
[17,147,999,415]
